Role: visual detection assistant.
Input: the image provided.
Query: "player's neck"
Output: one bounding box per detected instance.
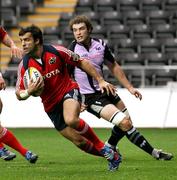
[82,37,91,50]
[31,45,43,58]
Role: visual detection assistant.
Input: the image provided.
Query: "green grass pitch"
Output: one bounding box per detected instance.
[0,128,176,180]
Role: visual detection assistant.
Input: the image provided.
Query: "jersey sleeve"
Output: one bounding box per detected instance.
[15,61,25,91]
[104,44,116,65]
[54,45,82,66]
[0,27,7,42]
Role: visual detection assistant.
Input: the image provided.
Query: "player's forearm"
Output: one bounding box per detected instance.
[79,59,104,83]
[3,34,16,48]
[113,65,133,90]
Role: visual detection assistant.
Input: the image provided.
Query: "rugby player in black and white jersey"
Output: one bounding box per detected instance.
[68,15,173,161]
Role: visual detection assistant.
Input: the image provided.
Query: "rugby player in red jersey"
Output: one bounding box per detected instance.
[0,26,38,163]
[15,25,121,171]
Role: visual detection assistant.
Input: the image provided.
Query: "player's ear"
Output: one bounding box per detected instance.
[88,27,92,34]
[88,28,92,33]
[35,38,40,45]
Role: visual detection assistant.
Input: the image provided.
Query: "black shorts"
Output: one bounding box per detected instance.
[84,91,121,118]
[47,89,82,131]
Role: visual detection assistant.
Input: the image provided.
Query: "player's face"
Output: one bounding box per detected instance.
[72,23,90,44]
[19,32,36,54]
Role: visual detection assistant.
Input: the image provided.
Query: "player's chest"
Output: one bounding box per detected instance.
[76,45,104,65]
[29,55,63,76]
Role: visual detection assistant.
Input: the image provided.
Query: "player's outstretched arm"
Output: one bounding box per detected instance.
[2,31,23,59]
[107,61,142,100]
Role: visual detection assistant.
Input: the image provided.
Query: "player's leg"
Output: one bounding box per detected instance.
[63,98,107,151]
[0,97,37,163]
[60,126,102,156]
[0,97,16,161]
[63,89,105,151]
[106,99,173,160]
[60,126,121,171]
[0,125,16,161]
[0,126,38,163]
[47,97,103,157]
[63,89,113,153]
[0,144,16,161]
[60,124,122,171]
[63,90,121,170]
[85,92,124,154]
[47,89,121,170]
[63,99,105,150]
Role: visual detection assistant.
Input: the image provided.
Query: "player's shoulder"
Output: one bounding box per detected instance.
[22,54,32,70]
[52,44,67,53]
[68,40,77,51]
[52,44,74,58]
[92,38,107,47]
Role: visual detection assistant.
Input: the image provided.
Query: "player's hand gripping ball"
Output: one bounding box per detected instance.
[23,67,44,96]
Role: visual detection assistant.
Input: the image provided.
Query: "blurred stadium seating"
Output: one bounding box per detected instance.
[139,0,163,11]
[100,11,123,26]
[117,0,140,11]
[75,11,101,25]
[58,12,74,26]
[1,0,177,87]
[130,24,152,39]
[93,0,117,12]
[1,8,18,28]
[136,38,162,53]
[75,0,94,13]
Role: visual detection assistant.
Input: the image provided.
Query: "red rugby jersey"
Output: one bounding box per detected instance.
[0,26,7,42]
[16,45,81,112]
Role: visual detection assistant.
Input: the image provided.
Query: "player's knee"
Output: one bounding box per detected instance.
[122,107,130,118]
[110,110,126,126]
[119,118,132,131]
[65,117,79,128]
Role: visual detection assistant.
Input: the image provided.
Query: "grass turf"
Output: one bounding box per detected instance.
[0,128,176,180]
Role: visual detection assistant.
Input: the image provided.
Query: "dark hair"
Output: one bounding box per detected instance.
[19,24,43,44]
[69,15,93,32]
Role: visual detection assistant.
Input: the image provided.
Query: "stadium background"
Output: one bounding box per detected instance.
[1,0,177,128]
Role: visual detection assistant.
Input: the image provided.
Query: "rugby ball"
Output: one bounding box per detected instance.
[23,67,43,96]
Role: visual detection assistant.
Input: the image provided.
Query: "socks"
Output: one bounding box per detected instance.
[126,127,154,155]
[0,143,4,149]
[75,118,104,151]
[78,138,102,157]
[108,125,154,156]
[107,125,126,147]
[0,127,28,156]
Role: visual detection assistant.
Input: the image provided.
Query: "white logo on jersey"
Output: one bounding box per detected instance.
[43,69,60,79]
[49,57,56,64]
